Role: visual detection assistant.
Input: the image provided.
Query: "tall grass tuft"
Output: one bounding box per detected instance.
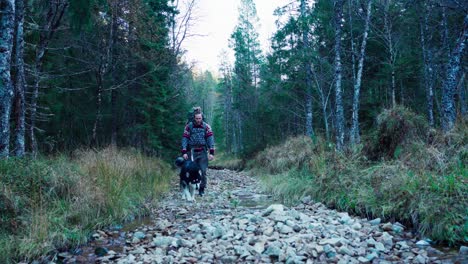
[251,109,467,245]
[0,148,172,263]
[209,152,245,171]
[250,136,327,174]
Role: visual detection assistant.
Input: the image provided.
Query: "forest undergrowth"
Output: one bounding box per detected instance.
[0,148,172,263]
[249,107,467,245]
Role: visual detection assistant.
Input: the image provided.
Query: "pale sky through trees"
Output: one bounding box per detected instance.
[182,0,290,73]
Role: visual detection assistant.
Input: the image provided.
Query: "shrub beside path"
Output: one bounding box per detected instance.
[56,169,465,263]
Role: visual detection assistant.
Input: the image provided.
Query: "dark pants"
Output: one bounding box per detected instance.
[191,150,208,191]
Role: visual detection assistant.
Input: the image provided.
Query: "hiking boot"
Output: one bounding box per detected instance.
[199,188,205,196]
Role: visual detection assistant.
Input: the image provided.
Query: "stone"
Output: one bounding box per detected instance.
[319,237,343,247]
[177,238,193,248]
[187,224,200,232]
[130,247,145,254]
[374,242,386,252]
[380,232,393,247]
[396,241,409,250]
[264,245,281,258]
[392,223,404,233]
[416,240,431,248]
[152,236,176,247]
[133,231,146,240]
[366,238,376,246]
[263,226,274,236]
[382,223,393,231]
[279,225,294,234]
[155,219,171,230]
[220,255,238,263]
[338,246,353,256]
[338,213,352,224]
[352,222,362,230]
[358,256,371,263]
[262,204,285,217]
[369,218,381,225]
[323,245,337,258]
[234,245,249,256]
[459,246,468,255]
[292,225,301,232]
[415,254,427,264]
[308,223,321,229]
[253,242,265,254]
[195,233,204,243]
[314,244,324,254]
[365,252,378,261]
[301,196,312,204]
[426,246,443,257]
[246,225,256,232]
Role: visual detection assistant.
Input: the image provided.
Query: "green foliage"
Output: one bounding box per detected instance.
[0,149,172,262]
[226,0,264,155]
[20,0,190,158]
[68,0,100,32]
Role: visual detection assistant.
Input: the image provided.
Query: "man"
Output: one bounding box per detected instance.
[181,107,215,196]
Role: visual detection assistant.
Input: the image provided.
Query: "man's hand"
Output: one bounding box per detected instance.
[183,153,189,160]
[208,154,214,161]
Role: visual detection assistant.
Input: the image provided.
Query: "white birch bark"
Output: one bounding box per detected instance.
[419,2,435,127]
[350,0,372,145]
[442,14,467,132]
[301,0,314,138]
[0,0,15,158]
[334,0,345,150]
[383,0,396,108]
[13,0,26,157]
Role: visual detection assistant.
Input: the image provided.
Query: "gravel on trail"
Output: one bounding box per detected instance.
[55,169,466,264]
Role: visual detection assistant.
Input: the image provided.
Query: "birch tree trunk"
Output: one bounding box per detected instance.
[350,0,372,145]
[334,0,345,150]
[110,4,118,147]
[442,14,467,132]
[224,85,232,153]
[383,0,396,108]
[348,0,356,84]
[0,0,15,158]
[459,73,466,117]
[419,3,435,127]
[92,67,104,146]
[301,0,314,138]
[312,62,331,141]
[13,0,26,157]
[110,85,118,146]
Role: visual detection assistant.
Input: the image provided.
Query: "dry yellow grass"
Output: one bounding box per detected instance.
[0,148,173,263]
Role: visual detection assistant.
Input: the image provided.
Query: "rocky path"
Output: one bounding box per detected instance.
[59,169,465,264]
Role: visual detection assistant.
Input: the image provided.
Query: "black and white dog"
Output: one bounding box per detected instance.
[175,157,202,202]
